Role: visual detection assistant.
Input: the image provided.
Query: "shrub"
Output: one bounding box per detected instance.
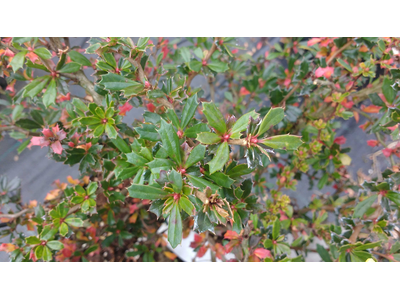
[0,37,399,262]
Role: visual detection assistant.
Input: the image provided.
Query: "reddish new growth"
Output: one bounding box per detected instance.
[144,81,151,89]
[221,134,231,142]
[177,130,184,139]
[84,195,90,200]
[250,136,258,145]
[202,60,207,66]
[102,118,108,124]
[28,124,66,155]
[50,71,58,78]
[177,167,186,175]
[41,241,47,246]
[173,193,181,201]
[379,190,388,197]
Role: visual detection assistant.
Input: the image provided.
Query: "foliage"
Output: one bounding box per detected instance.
[0,37,400,262]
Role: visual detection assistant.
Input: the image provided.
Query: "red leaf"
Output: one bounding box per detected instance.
[334,136,346,145]
[197,245,208,258]
[118,102,133,116]
[224,230,239,240]
[253,248,272,259]
[367,140,379,147]
[315,66,334,79]
[361,105,381,114]
[383,148,393,157]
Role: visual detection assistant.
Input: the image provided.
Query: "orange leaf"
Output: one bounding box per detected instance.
[361,105,381,113]
[164,251,177,260]
[0,243,17,253]
[224,230,239,240]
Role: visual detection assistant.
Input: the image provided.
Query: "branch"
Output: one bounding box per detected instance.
[281,82,301,106]
[327,39,354,65]
[61,71,103,105]
[186,38,219,87]
[127,56,146,84]
[313,79,345,93]
[0,208,33,220]
[0,125,40,136]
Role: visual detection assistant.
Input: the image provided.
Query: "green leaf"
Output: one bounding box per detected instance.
[185,144,206,168]
[386,191,400,206]
[80,117,101,125]
[34,48,52,60]
[40,225,58,241]
[186,175,220,193]
[354,241,381,251]
[166,109,181,129]
[337,58,353,73]
[180,47,191,63]
[230,110,259,137]
[26,236,41,245]
[169,170,183,193]
[100,73,140,91]
[272,218,280,240]
[382,77,395,104]
[35,245,44,260]
[179,196,195,216]
[158,119,182,164]
[203,102,226,134]
[93,124,105,137]
[207,61,229,73]
[149,199,165,219]
[42,246,52,261]
[316,244,332,262]
[181,94,198,129]
[205,172,234,188]
[110,136,131,154]
[189,60,202,72]
[105,123,118,139]
[15,118,42,130]
[23,76,51,98]
[207,142,229,174]
[46,241,64,251]
[196,132,221,144]
[60,223,69,236]
[58,62,81,73]
[147,158,175,174]
[353,194,377,218]
[87,182,98,195]
[10,51,27,72]
[126,151,150,166]
[261,134,303,150]
[257,108,285,136]
[184,123,210,139]
[128,184,169,200]
[68,50,92,67]
[318,173,329,190]
[64,217,84,227]
[168,203,183,248]
[42,79,57,107]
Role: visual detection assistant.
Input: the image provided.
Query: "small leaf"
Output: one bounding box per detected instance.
[272,218,280,240]
[353,194,377,218]
[10,51,27,72]
[196,132,221,144]
[261,134,303,150]
[230,110,259,137]
[58,62,81,73]
[34,48,52,60]
[316,244,332,262]
[181,94,198,129]
[68,50,92,67]
[168,203,183,248]
[257,108,285,136]
[207,142,229,174]
[42,79,57,107]
[46,241,64,251]
[179,196,195,216]
[127,184,169,200]
[203,102,226,134]
[64,217,84,227]
[158,119,182,164]
[185,144,206,168]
